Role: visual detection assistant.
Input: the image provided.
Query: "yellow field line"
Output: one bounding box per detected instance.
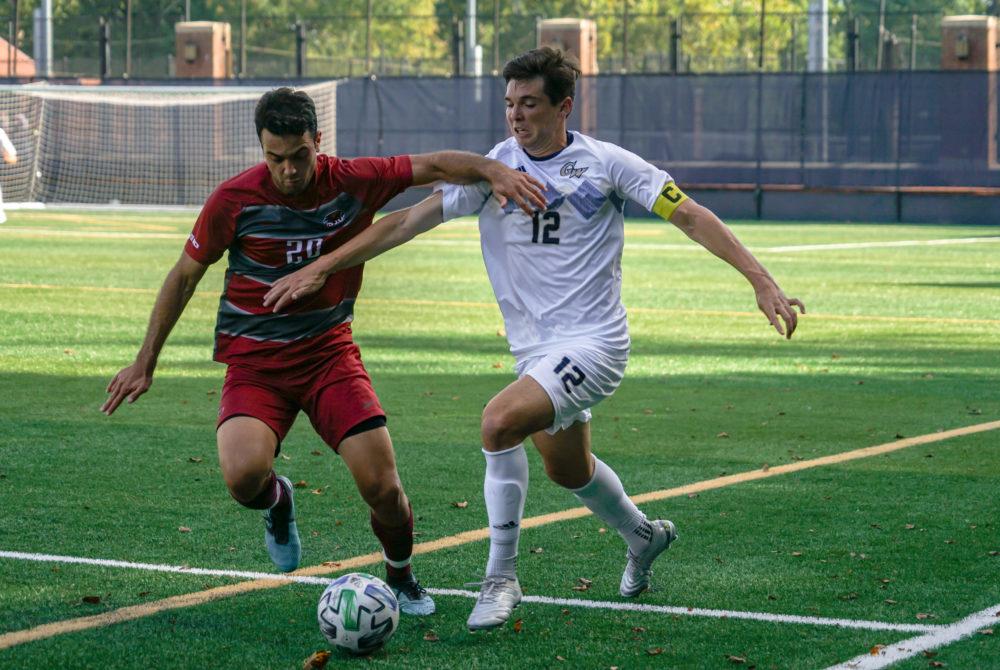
[2,419,997,650]
[2,282,999,326]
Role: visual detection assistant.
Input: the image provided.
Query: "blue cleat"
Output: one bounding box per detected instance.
[263,475,301,572]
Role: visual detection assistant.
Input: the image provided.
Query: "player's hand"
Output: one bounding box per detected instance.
[754,281,805,339]
[263,264,326,313]
[483,162,547,215]
[102,362,153,415]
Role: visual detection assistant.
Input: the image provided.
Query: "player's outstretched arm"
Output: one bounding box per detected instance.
[102,252,209,415]
[263,192,446,313]
[409,151,546,215]
[669,199,806,339]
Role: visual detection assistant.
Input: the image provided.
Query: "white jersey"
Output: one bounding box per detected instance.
[437,131,672,359]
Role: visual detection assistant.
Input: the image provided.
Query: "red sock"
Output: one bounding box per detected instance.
[237,471,283,510]
[370,504,414,581]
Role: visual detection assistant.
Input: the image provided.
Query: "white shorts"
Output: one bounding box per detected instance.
[516,343,628,435]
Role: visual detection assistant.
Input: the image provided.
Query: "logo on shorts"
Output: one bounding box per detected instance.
[323,209,350,229]
[560,161,588,178]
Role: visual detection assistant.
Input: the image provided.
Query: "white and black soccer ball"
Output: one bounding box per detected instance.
[317,572,399,655]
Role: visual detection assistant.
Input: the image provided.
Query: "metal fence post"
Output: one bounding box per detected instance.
[846,16,859,72]
[98,17,111,80]
[295,22,306,78]
[670,19,681,74]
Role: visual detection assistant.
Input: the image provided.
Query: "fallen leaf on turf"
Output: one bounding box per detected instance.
[923,651,937,658]
[492,362,503,369]
[988,551,998,556]
[321,561,340,568]
[885,599,898,605]
[530,547,544,554]
[768,594,778,600]
[561,609,570,615]
[632,626,646,633]
[929,662,946,668]
[310,489,323,495]
[187,457,203,463]
[916,612,935,620]
[761,463,770,472]
[293,480,309,488]
[450,500,468,509]
[310,450,322,456]
[881,578,892,584]
[556,656,566,662]
[513,618,523,633]
[905,524,916,530]
[978,628,994,635]
[646,647,663,655]
[423,630,439,642]
[178,526,191,533]
[280,454,291,461]
[688,492,698,499]
[870,645,885,655]
[717,432,730,438]
[791,551,803,557]
[726,655,747,664]
[302,650,330,669]
[82,595,101,604]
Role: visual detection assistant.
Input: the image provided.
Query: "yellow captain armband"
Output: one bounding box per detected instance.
[651,181,689,221]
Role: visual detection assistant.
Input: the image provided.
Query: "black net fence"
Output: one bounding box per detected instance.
[337,71,1000,192]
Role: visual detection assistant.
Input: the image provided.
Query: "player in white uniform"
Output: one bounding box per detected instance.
[263,47,805,631]
[0,126,17,223]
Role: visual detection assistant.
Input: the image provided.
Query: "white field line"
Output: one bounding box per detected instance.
[0,551,938,635]
[2,226,999,253]
[826,603,1000,669]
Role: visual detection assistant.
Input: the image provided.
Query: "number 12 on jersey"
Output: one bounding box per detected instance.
[531,211,560,244]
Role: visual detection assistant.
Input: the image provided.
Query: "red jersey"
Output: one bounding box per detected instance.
[184,153,412,368]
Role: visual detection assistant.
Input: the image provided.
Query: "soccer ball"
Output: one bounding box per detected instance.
[317,572,399,655]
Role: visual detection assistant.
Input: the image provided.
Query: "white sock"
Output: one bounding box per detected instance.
[483,444,528,578]
[571,455,652,555]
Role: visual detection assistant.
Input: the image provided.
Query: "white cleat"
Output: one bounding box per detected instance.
[620,519,678,598]
[466,575,522,630]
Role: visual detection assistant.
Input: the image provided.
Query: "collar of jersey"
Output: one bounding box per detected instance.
[522,131,574,162]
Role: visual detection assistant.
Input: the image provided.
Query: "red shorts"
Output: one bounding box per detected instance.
[217,341,384,453]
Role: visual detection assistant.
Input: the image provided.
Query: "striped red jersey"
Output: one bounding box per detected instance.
[184,153,412,368]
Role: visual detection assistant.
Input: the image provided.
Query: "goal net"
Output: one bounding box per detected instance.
[0,81,337,207]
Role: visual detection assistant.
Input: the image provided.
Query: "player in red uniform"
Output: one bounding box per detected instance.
[102,87,545,615]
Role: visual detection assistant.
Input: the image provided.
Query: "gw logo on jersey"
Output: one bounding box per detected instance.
[560,161,589,178]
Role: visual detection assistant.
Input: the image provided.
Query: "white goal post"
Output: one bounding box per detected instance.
[0,81,337,207]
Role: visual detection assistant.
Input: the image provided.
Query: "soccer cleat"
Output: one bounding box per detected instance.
[466,575,522,630]
[263,475,301,572]
[619,519,678,598]
[386,574,436,616]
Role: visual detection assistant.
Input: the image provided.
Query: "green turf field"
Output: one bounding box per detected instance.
[0,210,997,669]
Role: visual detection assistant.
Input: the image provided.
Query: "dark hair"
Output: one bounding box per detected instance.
[254,87,318,140]
[502,47,581,105]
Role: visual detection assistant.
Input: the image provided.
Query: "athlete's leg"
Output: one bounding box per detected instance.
[467,376,552,630]
[478,376,553,573]
[217,416,278,504]
[217,415,301,572]
[532,423,677,598]
[339,425,435,615]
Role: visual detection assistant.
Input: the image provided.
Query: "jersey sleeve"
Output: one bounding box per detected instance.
[185,187,238,265]
[434,181,492,221]
[337,155,414,212]
[605,143,688,220]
